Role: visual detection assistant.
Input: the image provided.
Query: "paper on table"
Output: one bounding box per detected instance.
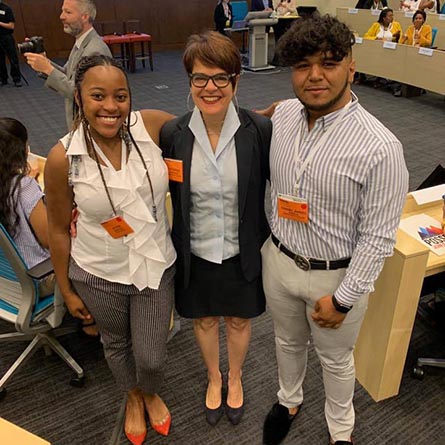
[410,184,445,205]
[399,214,445,256]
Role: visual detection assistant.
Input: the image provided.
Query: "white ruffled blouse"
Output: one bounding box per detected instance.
[62,111,176,291]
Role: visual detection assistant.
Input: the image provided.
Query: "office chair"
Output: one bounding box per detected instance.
[431,27,438,48]
[0,224,84,401]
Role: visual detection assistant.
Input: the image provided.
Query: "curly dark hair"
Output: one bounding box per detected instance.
[0,119,29,237]
[277,15,355,66]
[378,8,393,25]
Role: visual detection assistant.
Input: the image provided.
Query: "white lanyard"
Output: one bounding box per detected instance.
[293,100,351,196]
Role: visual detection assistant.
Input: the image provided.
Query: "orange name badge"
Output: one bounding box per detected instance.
[101,216,134,239]
[164,158,184,183]
[277,194,309,223]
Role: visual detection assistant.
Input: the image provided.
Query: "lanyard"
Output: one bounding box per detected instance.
[85,126,158,222]
[293,100,351,196]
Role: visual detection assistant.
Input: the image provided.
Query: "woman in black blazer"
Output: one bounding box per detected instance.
[160,31,271,427]
[214,0,233,35]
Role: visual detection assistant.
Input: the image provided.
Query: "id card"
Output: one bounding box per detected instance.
[277,194,309,223]
[164,158,184,183]
[101,216,134,239]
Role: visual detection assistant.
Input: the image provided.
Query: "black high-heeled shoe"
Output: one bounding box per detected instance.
[205,373,224,426]
[226,371,244,425]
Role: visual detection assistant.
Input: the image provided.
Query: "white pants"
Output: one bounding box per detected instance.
[261,237,368,442]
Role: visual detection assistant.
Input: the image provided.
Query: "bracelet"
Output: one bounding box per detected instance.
[332,295,352,314]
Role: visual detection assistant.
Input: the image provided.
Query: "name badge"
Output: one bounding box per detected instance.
[164,158,184,183]
[101,216,134,239]
[277,194,309,223]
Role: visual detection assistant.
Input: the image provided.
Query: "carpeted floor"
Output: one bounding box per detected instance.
[0,51,444,445]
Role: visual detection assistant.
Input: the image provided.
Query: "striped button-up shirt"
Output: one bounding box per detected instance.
[270,95,409,306]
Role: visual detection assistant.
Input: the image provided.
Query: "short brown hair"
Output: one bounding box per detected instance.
[183,31,241,79]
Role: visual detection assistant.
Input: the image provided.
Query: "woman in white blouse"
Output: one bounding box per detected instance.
[44,55,175,445]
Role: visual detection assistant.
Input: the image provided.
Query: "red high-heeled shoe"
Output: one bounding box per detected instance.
[125,430,146,445]
[150,411,171,436]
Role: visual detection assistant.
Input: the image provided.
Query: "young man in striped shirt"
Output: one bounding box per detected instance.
[262,15,409,445]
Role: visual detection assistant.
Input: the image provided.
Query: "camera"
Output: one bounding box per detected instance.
[17,36,45,55]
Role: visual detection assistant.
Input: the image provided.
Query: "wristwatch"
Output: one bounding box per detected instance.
[332,295,352,314]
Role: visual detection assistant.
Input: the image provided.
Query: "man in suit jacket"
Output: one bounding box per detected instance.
[251,0,273,11]
[24,0,111,129]
[355,0,388,8]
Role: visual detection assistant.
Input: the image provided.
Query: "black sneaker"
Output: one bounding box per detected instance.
[0,81,7,86]
[14,81,22,88]
[263,402,301,445]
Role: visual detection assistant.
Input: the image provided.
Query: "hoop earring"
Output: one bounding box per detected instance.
[186,92,194,112]
[232,94,240,114]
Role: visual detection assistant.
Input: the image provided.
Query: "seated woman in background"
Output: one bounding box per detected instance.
[214,0,233,36]
[400,9,432,47]
[400,0,436,12]
[273,0,297,16]
[364,8,402,42]
[0,118,54,296]
[356,0,388,9]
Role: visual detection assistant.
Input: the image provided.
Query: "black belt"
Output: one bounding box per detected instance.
[271,234,351,272]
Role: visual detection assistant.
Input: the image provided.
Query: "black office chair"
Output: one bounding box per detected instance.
[411,166,445,380]
[412,272,445,379]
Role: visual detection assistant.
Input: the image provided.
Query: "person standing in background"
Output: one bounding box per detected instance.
[252,0,273,11]
[214,0,233,36]
[355,0,388,9]
[0,1,22,87]
[24,0,111,130]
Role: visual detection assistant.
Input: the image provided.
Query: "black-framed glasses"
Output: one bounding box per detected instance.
[189,72,236,88]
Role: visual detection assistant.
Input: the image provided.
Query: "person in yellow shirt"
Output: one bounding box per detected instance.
[364,8,402,42]
[400,9,432,47]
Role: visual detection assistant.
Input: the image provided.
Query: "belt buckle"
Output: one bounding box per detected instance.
[294,254,311,271]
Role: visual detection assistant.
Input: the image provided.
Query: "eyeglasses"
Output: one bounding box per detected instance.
[189,72,236,88]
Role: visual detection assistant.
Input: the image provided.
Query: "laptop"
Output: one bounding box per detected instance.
[231,20,248,30]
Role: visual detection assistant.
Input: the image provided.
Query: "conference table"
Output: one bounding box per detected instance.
[354,195,445,401]
[337,7,445,50]
[352,38,445,95]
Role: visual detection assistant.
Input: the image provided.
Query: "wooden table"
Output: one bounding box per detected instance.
[0,418,50,445]
[337,7,445,50]
[352,38,445,95]
[354,195,445,401]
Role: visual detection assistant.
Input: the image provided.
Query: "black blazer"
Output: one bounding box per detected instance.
[355,0,388,8]
[251,0,273,11]
[160,108,272,290]
[214,2,233,34]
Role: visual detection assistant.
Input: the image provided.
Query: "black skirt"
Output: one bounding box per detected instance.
[175,254,265,319]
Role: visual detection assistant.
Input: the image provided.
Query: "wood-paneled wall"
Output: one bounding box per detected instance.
[8,1,396,58]
[8,0,224,58]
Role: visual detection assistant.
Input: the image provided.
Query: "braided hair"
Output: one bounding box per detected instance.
[0,118,29,237]
[72,55,153,192]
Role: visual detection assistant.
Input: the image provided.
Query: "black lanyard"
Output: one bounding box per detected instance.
[84,125,158,222]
